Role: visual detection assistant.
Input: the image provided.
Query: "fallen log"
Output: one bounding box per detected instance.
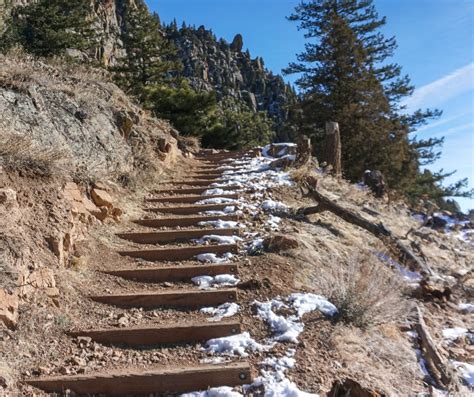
[415,306,451,388]
[298,176,432,276]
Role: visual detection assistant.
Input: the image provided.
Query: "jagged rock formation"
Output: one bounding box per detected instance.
[166,25,297,139]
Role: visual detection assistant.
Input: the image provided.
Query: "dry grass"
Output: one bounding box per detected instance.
[0,133,70,177]
[313,251,410,328]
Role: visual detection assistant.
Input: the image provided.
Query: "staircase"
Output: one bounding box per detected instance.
[26,150,258,395]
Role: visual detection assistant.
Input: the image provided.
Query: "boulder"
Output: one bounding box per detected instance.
[91,188,113,208]
[0,289,19,329]
[264,235,299,252]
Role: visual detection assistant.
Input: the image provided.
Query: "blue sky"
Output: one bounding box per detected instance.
[148,0,474,211]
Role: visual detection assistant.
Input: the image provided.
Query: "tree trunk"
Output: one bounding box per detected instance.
[323,121,342,177]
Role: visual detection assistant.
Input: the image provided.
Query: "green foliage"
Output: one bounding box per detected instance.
[112,0,181,101]
[284,0,470,205]
[203,99,275,150]
[1,0,99,57]
[145,80,222,138]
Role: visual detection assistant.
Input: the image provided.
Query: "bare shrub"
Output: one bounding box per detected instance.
[0,133,70,177]
[314,251,410,328]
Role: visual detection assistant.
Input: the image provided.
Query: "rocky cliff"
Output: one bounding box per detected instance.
[166,24,297,139]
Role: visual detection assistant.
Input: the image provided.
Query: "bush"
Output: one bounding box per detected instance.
[0,133,69,177]
[314,252,409,328]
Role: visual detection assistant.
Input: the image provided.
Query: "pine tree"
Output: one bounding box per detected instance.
[113,0,181,100]
[284,0,449,196]
[1,0,99,57]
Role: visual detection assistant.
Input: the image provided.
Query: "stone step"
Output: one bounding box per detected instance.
[103,263,238,283]
[90,288,237,309]
[117,228,239,244]
[119,243,238,261]
[152,186,240,195]
[145,193,238,204]
[133,214,239,228]
[145,203,236,215]
[26,362,251,395]
[68,320,241,346]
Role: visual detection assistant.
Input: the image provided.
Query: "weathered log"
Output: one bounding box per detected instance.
[299,176,432,275]
[415,306,451,387]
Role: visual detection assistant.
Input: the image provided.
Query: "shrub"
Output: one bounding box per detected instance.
[0,133,69,177]
[314,252,409,328]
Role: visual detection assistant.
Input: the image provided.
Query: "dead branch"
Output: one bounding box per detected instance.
[415,306,451,388]
[298,176,432,276]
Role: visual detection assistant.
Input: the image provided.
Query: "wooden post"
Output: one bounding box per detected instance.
[323,121,342,177]
[295,134,312,166]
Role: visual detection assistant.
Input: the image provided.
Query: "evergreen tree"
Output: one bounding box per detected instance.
[113,0,181,100]
[284,0,455,199]
[145,80,222,139]
[203,99,275,150]
[1,0,99,57]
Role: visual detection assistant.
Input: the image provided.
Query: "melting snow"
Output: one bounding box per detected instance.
[288,293,338,317]
[267,215,282,229]
[254,294,336,343]
[203,188,237,195]
[201,302,240,321]
[196,252,234,263]
[198,220,240,229]
[442,327,469,343]
[451,361,474,388]
[459,303,474,313]
[262,200,289,212]
[197,198,238,205]
[181,386,242,397]
[205,332,269,357]
[197,234,243,245]
[192,274,240,289]
[374,252,422,283]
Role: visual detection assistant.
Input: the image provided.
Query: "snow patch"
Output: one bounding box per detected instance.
[442,327,468,343]
[201,302,240,321]
[181,386,242,397]
[459,303,474,313]
[197,234,243,245]
[196,252,234,263]
[198,219,240,229]
[197,198,237,205]
[192,274,240,289]
[205,332,269,357]
[451,361,474,388]
[288,293,338,317]
[262,200,289,212]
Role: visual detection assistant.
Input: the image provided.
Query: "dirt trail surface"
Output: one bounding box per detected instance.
[1,146,473,396]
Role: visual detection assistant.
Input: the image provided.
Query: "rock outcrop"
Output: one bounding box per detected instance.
[166,25,297,140]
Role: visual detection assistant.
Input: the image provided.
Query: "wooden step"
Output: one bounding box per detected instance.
[119,243,238,261]
[117,228,239,244]
[68,320,241,346]
[26,362,251,395]
[91,288,238,309]
[165,180,224,186]
[133,214,239,228]
[146,193,238,204]
[152,186,240,195]
[103,263,238,282]
[145,203,236,215]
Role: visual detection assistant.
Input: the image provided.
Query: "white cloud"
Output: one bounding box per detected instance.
[403,63,474,111]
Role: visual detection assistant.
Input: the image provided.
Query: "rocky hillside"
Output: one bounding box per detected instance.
[1,0,296,140]
[166,24,297,140]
